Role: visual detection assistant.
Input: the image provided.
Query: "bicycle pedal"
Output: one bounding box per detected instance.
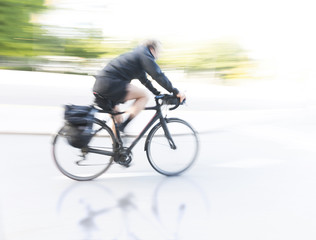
[114,159,131,168]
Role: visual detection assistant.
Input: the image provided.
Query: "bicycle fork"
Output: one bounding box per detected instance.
[160,117,177,150]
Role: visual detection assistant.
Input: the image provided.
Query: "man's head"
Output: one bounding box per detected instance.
[143,39,162,59]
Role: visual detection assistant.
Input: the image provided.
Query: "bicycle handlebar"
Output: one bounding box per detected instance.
[155,94,186,111]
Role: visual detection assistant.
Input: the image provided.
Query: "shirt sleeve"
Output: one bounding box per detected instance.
[139,49,179,95]
[138,71,160,95]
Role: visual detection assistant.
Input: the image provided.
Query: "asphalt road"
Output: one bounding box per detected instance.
[0,70,316,239]
[1,113,316,240]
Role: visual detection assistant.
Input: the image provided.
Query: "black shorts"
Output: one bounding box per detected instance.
[93,93,116,111]
[93,75,129,104]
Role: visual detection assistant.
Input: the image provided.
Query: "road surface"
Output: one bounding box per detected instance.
[0,70,315,239]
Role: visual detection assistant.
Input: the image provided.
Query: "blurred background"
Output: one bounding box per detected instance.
[1,0,315,84]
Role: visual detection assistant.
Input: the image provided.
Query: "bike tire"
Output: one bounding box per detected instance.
[145,118,199,176]
[52,119,115,181]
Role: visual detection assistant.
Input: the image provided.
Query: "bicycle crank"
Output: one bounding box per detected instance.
[114,148,133,167]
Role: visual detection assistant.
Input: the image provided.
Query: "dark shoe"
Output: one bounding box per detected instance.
[117,123,126,133]
[117,115,133,133]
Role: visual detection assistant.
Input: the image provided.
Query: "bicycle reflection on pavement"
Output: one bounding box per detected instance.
[56,176,210,240]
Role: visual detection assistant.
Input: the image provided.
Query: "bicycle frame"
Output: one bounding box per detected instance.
[86,98,176,157]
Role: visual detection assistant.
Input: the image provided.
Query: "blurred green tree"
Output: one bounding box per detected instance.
[0,0,47,57]
[0,0,106,59]
[0,0,112,73]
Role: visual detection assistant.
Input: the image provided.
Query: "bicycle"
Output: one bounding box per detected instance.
[52,94,199,181]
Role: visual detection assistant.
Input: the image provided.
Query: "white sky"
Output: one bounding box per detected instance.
[40,0,316,78]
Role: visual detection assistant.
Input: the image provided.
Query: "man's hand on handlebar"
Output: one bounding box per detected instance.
[177,92,186,103]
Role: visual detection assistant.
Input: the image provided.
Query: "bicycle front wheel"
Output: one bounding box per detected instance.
[52,120,115,181]
[146,118,199,176]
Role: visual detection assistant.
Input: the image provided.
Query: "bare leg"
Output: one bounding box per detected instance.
[113,84,149,135]
[124,84,149,118]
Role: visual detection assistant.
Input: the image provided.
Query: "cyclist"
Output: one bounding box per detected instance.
[93,39,186,133]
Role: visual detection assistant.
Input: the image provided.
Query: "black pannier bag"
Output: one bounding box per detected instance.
[63,105,96,148]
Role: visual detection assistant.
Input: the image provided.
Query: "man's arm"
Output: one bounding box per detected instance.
[139,50,179,95]
[138,72,160,95]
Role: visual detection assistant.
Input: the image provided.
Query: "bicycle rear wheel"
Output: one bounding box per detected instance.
[52,120,115,181]
[145,118,199,176]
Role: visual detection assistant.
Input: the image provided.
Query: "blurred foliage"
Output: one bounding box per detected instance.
[0,0,107,58]
[158,39,255,80]
[0,0,46,57]
[0,0,130,73]
[0,0,255,80]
